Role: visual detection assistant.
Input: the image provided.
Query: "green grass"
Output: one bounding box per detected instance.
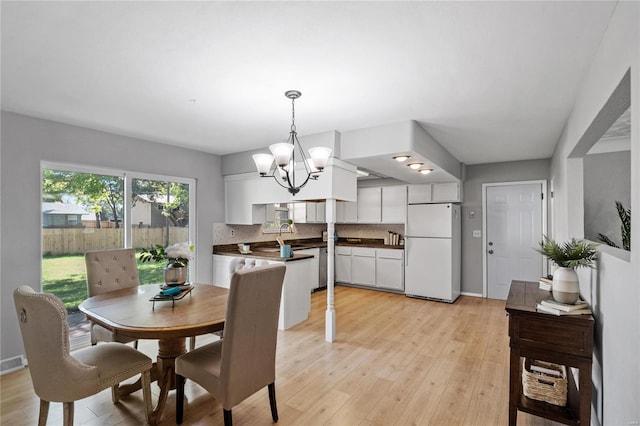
[42,251,166,311]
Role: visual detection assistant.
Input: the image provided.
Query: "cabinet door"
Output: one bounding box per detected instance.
[305,202,317,222]
[351,247,376,286]
[432,182,461,202]
[376,256,404,290]
[316,202,326,223]
[407,184,432,204]
[382,186,407,223]
[335,254,352,283]
[294,248,319,291]
[343,201,357,223]
[357,187,382,223]
[352,255,376,286]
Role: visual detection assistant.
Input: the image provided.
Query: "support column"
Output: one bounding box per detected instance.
[325,198,336,342]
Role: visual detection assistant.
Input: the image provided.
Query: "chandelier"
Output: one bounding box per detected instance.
[252,90,332,196]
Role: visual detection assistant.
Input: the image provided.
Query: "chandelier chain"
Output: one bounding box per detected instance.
[290,97,296,133]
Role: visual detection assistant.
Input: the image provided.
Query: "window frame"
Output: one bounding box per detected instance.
[40,161,197,278]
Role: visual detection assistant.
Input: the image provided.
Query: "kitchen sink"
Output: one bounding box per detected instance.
[252,247,281,253]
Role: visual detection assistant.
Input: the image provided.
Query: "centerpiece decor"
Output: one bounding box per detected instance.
[537,236,597,304]
[140,242,194,286]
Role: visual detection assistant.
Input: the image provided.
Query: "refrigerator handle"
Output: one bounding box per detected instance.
[405,238,409,267]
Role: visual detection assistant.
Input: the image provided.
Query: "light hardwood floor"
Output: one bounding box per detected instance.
[1,286,560,425]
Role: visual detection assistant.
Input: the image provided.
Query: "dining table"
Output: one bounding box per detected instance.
[79,283,228,425]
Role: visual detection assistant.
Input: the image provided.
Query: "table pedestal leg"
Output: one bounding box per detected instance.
[151,337,187,424]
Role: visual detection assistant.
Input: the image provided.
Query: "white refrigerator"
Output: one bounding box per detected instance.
[405,203,461,303]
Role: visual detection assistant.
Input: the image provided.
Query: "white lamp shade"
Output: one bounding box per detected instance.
[306,159,321,177]
[269,143,294,167]
[252,153,274,175]
[308,147,332,170]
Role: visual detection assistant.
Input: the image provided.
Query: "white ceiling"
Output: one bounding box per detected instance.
[1,1,617,167]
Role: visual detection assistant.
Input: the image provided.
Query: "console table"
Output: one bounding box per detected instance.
[505,280,594,425]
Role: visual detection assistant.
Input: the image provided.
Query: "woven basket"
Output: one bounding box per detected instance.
[522,358,567,406]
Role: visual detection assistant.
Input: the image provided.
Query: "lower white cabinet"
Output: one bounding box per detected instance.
[334,247,404,292]
[375,249,404,291]
[293,248,320,292]
[335,246,352,283]
[351,247,376,286]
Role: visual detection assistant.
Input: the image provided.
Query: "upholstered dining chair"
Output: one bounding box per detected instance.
[175,263,286,426]
[84,248,140,347]
[13,285,153,426]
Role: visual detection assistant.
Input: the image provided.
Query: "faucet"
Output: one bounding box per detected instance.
[279,222,293,237]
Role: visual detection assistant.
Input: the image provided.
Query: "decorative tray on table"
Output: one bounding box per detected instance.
[150,284,193,309]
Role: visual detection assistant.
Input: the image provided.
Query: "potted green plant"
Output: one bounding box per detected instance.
[140,242,194,285]
[537,236,598,304]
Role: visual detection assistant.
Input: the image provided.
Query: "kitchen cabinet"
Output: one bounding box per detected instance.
[335,246,404,292]
[375,249,404,291]
[213,254,312,330]
[335,246,352,283]
[354,185,406,224]
[381,185,407,223]
[351,247,376,286]
[357,187,382,223]
[407,182,462,203]
[336,201,357,223]
[289,201,326,223]
[293,247,320,291]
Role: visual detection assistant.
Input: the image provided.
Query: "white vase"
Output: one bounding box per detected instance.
[164,264,187,286]
[552,267,580,304]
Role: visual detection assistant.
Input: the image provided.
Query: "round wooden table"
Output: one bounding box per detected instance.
[79,284,228,425]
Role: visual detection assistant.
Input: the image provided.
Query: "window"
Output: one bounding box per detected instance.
[41,162,196,346]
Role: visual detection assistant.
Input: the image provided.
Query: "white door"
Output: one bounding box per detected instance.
[486,183,544,300]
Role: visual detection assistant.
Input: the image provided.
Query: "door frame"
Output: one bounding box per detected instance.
[482,180,548,298]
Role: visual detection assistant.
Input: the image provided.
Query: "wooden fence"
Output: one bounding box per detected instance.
[42,227,190,255]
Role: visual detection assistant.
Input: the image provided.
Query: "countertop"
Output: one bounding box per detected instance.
[213,237,404,260]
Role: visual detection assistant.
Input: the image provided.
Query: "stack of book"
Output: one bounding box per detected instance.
[536,298,592,316]
[539,276,553,291]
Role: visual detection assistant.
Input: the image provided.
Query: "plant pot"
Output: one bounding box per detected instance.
[552,267,580,304]
[164,264,187,286]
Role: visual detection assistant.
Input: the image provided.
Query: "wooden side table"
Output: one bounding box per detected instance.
[505,281,594,425]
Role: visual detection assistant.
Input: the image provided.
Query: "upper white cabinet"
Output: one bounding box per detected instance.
[290,201,326,223]
[407,182,462,204]
[381,186,406,223]
[356,185,406,224]
[357,187,381,223]
[336,201,357,223]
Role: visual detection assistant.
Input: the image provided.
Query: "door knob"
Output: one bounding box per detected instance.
[488,249,494,254]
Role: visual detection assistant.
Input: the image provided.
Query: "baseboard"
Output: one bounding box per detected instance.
[0,355,25,375]
[460,292,483,298]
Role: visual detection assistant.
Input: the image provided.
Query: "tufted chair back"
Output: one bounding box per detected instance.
[85,248,139,297]
[13,285,153,425]
[84,248,139,347]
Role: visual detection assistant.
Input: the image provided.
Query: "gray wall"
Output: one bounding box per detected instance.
[583,150,631,245]
[549,2,639,423]
[461,159,550,295]
[0,112,225,363]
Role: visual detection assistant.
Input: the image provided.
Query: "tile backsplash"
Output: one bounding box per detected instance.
[213,223,406,245]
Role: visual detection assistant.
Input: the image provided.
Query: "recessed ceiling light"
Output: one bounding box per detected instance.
[418,168,433,175]
[393,155,411,162]
[407,162,423,169]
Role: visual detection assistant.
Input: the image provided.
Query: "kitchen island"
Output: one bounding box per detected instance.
[212,249,313,330]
